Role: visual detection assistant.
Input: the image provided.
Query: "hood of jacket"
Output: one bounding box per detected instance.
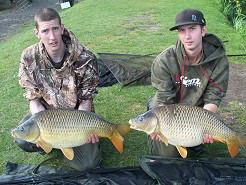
[61,28,85,67]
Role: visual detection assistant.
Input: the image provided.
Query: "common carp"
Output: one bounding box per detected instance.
[129,104,246,158]
[11,109,130,160]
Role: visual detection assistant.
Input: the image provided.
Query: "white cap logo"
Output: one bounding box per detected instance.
[192,14,197,21]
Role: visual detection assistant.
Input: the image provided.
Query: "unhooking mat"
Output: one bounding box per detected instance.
[1,156,246,185]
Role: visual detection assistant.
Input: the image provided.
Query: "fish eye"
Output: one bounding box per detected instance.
[20,127,24,131]
[139,116,144,122]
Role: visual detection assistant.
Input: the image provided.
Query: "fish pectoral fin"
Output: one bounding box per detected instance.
[157,133,169,146]
[37,139,52,154]
[61,148,74,160]
[110,131,123,153]
[176,145,187,158]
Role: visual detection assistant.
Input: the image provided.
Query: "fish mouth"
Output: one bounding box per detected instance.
[128,119,134,128]
[128,119,137,130]
[128,119,133,124]
[11,130,17,138]
[128,119,133,127]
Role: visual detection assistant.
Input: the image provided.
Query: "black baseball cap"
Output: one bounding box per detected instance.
[170,8,206,31]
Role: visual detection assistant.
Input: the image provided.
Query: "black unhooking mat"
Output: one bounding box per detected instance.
[1,156,246,185]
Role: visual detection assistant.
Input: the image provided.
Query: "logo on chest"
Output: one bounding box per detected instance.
[175,74,201,87]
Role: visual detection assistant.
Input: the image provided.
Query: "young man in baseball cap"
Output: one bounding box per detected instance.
[147,8,229,157]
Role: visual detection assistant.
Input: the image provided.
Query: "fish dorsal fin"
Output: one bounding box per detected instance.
[61,148,74,160]
[110,131,123,153]
[201,108,224,122]
[214,113,224,122]
[175,145,187,158]
[157,132,169,146]
[165,104,177,116]
[155,104,176,116]
[82,110,105,119]
[55,108,106,120]
[37,138,52,154]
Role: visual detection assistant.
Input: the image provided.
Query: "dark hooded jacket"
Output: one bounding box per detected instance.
[151,33,229,108]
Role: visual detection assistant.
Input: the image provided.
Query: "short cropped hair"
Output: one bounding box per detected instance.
[34,8,61,29]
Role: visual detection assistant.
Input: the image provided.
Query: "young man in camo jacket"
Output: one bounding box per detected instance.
[16,8,100,171]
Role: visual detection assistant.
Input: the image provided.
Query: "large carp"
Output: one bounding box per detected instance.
[11,109,130,160]
[129,104,246,158]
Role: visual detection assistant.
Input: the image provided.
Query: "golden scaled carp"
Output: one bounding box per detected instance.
[129,104,246,158]
[11,109,130,160]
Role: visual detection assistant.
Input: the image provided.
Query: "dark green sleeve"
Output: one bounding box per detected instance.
[151,51,177,106]
[202,56,229,106]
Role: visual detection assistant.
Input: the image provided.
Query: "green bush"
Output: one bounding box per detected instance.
[219,0,246,36]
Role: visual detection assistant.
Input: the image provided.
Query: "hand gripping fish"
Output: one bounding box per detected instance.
[11,109,130,160]
[129,104,246,158]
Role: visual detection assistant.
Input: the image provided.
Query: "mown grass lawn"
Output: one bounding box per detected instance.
[0,0,245,173]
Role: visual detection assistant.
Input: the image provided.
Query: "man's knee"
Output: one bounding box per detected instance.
[83,156,100,170]
[66,143,101,171]
[147,135,180,157]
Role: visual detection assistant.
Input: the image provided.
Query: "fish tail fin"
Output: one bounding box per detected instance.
[116,124,131,137]
[227,134,246,158]
[227,140,239,158]
[237,134,246,147]
[109,124,131,153]
[110,130,124,153]
[214,135,240,158]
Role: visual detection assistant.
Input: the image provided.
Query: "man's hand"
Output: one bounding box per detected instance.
[202,133,214,144]
[30,99,45,115]
[78,99,92,112]
[150,133,162,141]
[86,134,99,144]
[203,103,218,113]
[202,104,216,144]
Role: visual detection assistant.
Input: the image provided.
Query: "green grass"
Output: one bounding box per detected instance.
[0,0,246,173]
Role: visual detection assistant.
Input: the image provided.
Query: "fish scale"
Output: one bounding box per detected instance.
[36,109,113,148]
[129,104,246,158]
[12,109,130,160]
[158,105,232,146]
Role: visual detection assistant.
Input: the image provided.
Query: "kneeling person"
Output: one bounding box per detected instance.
[148,8,229,157]
[16,8,100,171]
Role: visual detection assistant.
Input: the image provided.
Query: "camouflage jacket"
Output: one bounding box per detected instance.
[151,33,229,108]
[19,29,99,109]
